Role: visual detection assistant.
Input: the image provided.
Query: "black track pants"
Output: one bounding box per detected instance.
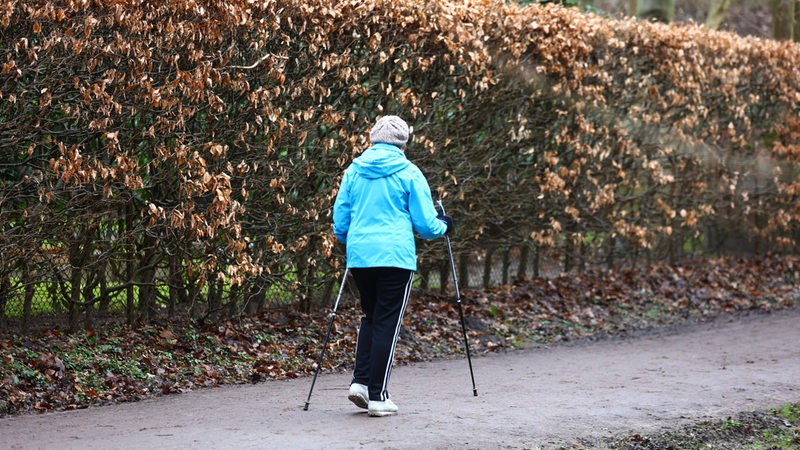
[350,267,414,402]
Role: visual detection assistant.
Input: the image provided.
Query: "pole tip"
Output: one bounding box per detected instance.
[473,389,478,397]
[303,403,309,411]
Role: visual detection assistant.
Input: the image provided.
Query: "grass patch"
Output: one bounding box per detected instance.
[612,403,800,450]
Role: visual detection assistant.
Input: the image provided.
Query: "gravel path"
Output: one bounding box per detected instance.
[2,308,799,449]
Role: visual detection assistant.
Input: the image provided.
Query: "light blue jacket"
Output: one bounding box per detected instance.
[333,143,447,271]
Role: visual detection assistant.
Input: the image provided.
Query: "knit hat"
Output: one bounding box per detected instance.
[369,115,409,147]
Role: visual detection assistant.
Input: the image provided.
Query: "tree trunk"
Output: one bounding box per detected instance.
[168,255,180,318]
[458,253,470,290]
[636,0,675,23]
[772,0,796,40]
[795,0,800,41]
[319,273,336,308]
[246,279,267,315]
[98,265,111,313]
[564,234,575,273]
[606,236,617,271]
[516,245,529,281]
[705,0,732,29]
[67,234,88,332]
[418,267,430,290]
[482,247,495,288]
[125,204,135,326]
[187,273,201,319]
[69,265,82,332]
[82,271,99,329]
[501,248,511,285]
[207,276,221,320]
[22,263,35,333]
[578,240,587,272]
[227,283,240,319]
[439,259,451,294]
[0,275,8,331]
[136,236,158,324]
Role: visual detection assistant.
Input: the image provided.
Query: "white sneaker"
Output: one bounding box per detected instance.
[368,398,398,417]
[348,383,369,409]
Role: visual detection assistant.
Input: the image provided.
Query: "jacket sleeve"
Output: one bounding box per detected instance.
[407,167,448,240]
[332,170,351,244]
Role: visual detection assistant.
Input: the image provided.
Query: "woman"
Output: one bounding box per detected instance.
[332,115,452,417]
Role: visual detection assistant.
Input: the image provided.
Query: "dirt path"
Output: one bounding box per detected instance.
[2,309,799,450]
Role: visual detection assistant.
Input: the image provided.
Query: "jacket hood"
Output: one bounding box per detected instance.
[351,143,410,179]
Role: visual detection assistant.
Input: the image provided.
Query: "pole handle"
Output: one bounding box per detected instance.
[433,190,446,216]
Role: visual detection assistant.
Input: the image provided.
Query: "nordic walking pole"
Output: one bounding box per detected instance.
[303,268,349,411]
[434,191,478,397]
